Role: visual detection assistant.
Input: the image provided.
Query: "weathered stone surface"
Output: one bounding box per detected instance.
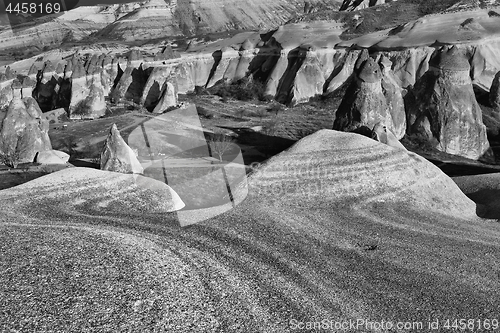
[101,124,144,174]
[140,67,173,109]
[380,55,406,139]
[325,50,361,94]
[21,77,35,99]
[333,57,396,135]
[154,45,180,61]
[406,47,490,160]
[0,96,52,164]
[34,61,59,112]
[43,108,67,124]
[35,150,70,164]
[174,56,215,93]
[371,122,407,150]
[490,71,500,111]
[290,46,325,105]
[111,63,147,104]
[152,81,178,113]
[68,60,106,119]
[340,0,395,11]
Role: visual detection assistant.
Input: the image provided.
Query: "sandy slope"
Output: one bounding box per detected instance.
[1,130,500,332]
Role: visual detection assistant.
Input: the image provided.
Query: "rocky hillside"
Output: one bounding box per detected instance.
[339,0,398,11]
[2,2,500,161]
[0,0,336,52]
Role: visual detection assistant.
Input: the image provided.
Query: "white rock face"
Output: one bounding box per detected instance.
[0,93,52,164]
[101,124,144,174]
[152,82,178,114]
[35,150,70,165]
[68,61,106,120]
[372,122,407,151]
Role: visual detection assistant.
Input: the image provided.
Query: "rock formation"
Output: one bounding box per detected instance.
[111,61,147,105]
[0,86,51,165]
[371,122,407,150]
[68,58,107,120]
[101,124,144,174]
[333,56,399,136]
[379,55,406,139]
[339,0,397,11]
[490,71,500,111]
[152,81,178,114]
[405,46,490,160]
[140,67,173,110]
[249,129,477,217]
[35,150,70,165]
[34,61,59,112]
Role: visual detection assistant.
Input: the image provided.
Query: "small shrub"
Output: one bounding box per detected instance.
[0,150,20,169]
[210,78,267,102]
[208,131,234,162]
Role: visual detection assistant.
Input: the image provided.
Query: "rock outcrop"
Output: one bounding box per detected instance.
[140,67,173,110]
[249,129,477,217]
[68,58,107,120]
[333,56,399,136]
[379,55,406,139]
[340,0,397,11]
[406,46,490,160]
[152,81,178,114]
[111,61,147,105]
[101,124,144,174]
[0,88,51,164]
[35,150,70,165]
[371,122,407,150]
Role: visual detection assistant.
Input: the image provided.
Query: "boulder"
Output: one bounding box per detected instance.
[101,124,144,174]
[35,150,70,164]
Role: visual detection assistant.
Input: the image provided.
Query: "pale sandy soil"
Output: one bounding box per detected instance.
[1,130,500,332]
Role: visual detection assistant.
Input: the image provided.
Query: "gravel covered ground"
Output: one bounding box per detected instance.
[2,131,500,332]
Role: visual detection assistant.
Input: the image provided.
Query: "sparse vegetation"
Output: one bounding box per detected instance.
[209,78,267,102]
[208,131,234,162]
[0,137,26,169]
[0,150,20,169]
[197,106,215,119]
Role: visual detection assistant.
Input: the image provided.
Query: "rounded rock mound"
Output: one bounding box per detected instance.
[248,129,477,218]
[1,167,185,214]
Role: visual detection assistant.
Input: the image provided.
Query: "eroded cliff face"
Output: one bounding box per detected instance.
[405,47,490,160]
